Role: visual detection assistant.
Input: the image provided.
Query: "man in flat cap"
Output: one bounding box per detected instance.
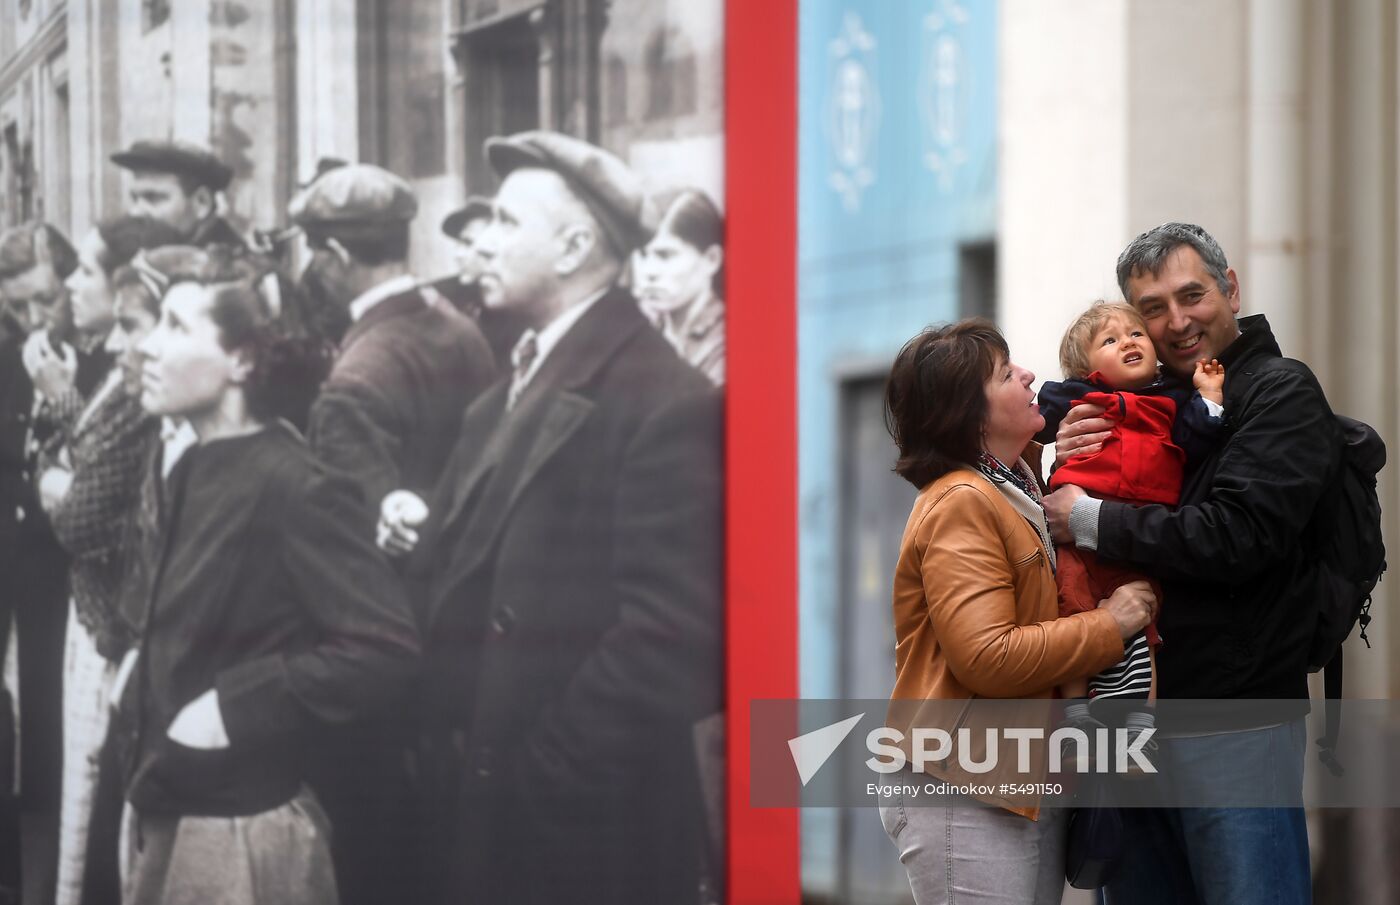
[293,162,495,508]
[442,194,492,293]
[112,140,245,248]
[435,195,528,365]
[286,162,494,905]
[379,131,722,904]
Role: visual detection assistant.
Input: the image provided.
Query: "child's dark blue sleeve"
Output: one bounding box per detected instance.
[1170,390,1227,466]
[1035,379,1077,444]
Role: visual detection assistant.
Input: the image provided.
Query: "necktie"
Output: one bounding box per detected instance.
[507,330,539,411]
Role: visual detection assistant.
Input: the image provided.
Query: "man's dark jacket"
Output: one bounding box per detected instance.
[1096,314,1341,700]
[412,288,723,904]
[189,214,245,249]
[308,289,496,517]
[0,330,33,558]
[0,329,67,809]
[303,287,494,905]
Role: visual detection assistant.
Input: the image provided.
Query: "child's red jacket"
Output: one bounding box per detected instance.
[1046,371,1185,505]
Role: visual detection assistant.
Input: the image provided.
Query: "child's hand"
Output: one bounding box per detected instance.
[1193,358,1225,405]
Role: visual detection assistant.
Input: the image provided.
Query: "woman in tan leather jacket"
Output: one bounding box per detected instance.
[879,320,1155,905]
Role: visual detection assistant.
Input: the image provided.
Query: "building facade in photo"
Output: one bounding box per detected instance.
[0,0,723,279]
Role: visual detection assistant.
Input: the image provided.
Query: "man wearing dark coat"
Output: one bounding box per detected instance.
[286,163,494,905]
[290,162,496,520]
[380,131,723,905]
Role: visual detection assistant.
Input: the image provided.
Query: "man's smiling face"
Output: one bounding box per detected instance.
[1126,245,1241,380]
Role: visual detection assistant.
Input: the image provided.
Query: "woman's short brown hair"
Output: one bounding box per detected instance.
[884,319,1009,489]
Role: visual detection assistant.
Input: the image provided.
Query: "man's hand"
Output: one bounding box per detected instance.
[167,689,230,750]
[377,490,429,556]
[1098,580,1158,641]
[1054,402,1112,469]
[38,467,73,512]
[22,330,78,401]
[1044,483,1086,544]
[1193,358,1225,405]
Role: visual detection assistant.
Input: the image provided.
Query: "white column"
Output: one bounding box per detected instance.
[33,60,50,221]
[1245,0,1308,360]
[1122,0,1248,264]
[296,0,360,170]
[65,0,96,232]
[1391,0,1400,708]
[999,0,1131,387]
[1332,0,1396,701]
[1302,1,1336,391]
[169,0,211,143]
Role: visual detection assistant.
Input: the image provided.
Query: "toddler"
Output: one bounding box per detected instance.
[1037,301,1226,763]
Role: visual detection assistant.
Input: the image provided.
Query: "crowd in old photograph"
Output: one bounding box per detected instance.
[0,130,726,905]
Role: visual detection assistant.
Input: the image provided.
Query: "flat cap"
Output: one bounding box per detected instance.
[111,140,234,191]
[485,131,646,254]
[440,196,493,240]
[300,157,350,190]
[287,163,418,241]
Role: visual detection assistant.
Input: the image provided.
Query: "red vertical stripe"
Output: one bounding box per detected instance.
[725,0,800,901]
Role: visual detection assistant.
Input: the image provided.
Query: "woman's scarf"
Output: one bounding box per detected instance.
[976,450,1056,572]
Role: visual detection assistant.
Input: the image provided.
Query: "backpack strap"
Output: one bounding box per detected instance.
[1317,649,1345,777]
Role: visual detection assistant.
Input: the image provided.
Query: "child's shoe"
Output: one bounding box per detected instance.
[1056,705,1106,773]
[1117,710,1159,778]
[1118,724,1160,778]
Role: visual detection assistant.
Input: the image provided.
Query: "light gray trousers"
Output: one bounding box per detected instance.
[879,778,1068,905]
[121,787,338,905]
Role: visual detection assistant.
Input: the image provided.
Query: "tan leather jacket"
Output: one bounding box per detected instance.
[887,453,1124,818]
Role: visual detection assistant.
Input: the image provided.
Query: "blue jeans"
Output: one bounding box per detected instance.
[1100,719,1311,905]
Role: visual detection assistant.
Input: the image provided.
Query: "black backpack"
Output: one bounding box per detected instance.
[1306,413,1387,775]
[1307,415,1387,669]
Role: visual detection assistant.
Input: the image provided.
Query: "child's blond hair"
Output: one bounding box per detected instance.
[1059,301,1148,379]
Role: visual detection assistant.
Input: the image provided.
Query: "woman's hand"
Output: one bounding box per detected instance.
[1098,580,1157,641]
[38,467,73,512]
[1054,402,1112,468]
[167,689,230,749]
[22,330,78,401]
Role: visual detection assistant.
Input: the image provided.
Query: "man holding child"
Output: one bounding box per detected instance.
[1044,221,1339,904]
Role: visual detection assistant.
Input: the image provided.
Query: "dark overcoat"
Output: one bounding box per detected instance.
[415,288,723,904]
[308,289,495,517]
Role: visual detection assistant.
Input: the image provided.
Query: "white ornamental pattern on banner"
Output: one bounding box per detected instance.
[919,0,971,192]
[825,11,880,213]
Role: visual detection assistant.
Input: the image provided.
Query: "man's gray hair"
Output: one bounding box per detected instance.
[1116,222,1232,300]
